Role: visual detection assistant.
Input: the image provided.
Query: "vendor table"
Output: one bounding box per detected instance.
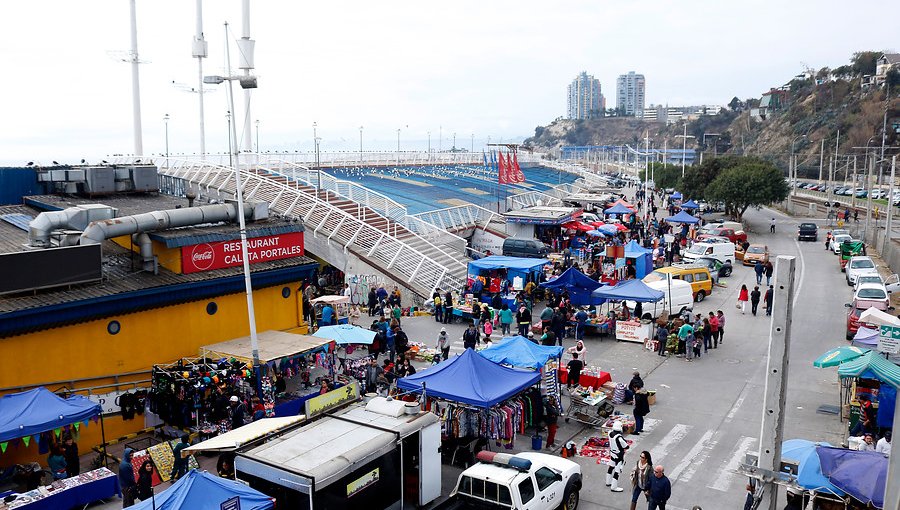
[568,320,610,337]
[7,468,121,510]
[558,368,611,389]
[451,308,476,322]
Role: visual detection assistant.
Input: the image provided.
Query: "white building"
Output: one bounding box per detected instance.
[616,71,646,117]
[566,72,604,120]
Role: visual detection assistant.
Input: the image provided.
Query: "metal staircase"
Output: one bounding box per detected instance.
[159,159,468,298]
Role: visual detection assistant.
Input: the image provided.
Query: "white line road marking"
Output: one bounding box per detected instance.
[708,436,757,492]
[669,429,716,482]
[725,384,751,423]
[649,424,691,464]
[792,238,806,301]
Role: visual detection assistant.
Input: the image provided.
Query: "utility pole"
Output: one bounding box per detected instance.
[882,155,896,254]
[818,138,825,183]
[864,155,875,244]
[756,255,796,510]
[851,156,857,212]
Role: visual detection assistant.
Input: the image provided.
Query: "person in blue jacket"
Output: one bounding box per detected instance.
[646,465,671,510]
[119,447,137,507]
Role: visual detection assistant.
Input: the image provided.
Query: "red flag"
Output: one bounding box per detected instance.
[498,151,509,184]
[513,152,525,183]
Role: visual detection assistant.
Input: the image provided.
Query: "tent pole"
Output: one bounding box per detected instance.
[99,412,109,468]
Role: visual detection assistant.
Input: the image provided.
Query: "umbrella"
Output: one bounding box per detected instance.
[562,221,595,232]
[589,221,605,228]
[817,446,886,508]
[585,230,606,237]
[780,439,844,496]
[312,324,375,345]
[615,223,629,231]
[598,224,619,235]
[813,345,870,368]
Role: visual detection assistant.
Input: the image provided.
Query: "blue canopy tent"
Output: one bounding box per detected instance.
[467,255,550,291]
[130,470,274,510]
[780,439,844,497]
[623,240,653,279]
[479,336,564,369]
[816,446,887,509]
[598,224,619,235]
[603,203,634,216]
[681,199,700,209]
[0,387,104,447]
[397,349,541,408]
[666,210,699,224]
[312,324,375,345]
[671,191,683,200]
[539,267,603,305]
[591,279,664,303]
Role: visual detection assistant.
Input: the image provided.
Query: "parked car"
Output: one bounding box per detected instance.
[846,294,895,340]
[644,266,714,302]
[845,256,879,286]
[679,257,733,278]
[742,244,770,266]
[503,238,550,258]
[854,273,900,294]
[683,241,736,265]
[830,234,853,254]
[798,223,818,241]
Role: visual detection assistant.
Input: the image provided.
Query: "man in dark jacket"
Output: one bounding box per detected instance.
[646,465,671,510]
[170,434,190,481]
[394,327,410,359]
[229,396,245,430]
[462,324,480,350]
[119,447,137,507]
[633,388,651,435]
[764,285,774,316]
[750,286,761,316]
[551,308,566,345]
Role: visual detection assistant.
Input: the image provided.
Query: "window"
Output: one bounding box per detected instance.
[682,274,694,283]
[511,240,525,248]
[459,476,472,495]
[705,247,713,255]
[498,485,512,505]
[282,286,291,298]
[472,478,485,498]
[534,467,558,491]
[695,273,709,282]
[107,320,121,335]
[518,478,535,504]
[858,289,887,299]
[206,302,218,315]
[851,260,875,269]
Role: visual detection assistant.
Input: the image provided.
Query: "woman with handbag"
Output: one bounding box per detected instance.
[737,284,749,315]
[630,450,653,510]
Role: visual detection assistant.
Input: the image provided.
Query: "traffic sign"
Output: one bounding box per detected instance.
[878,325,900,354]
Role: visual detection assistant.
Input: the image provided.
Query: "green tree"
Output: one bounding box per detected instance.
[681,156,773,201]
[639,163,681,189]
[705,162,790,219]
[728,96,744,111]
[886,68,900,90]
[851,51,881,76]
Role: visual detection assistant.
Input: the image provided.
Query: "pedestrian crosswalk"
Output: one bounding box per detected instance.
[623,418,758,494]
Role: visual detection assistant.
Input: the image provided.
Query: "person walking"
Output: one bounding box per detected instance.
[499,304,513,335]
[737,285,749,315]
[433,293,443,323]
[753,261,764,285]
[630,451,653,510]
[769,217,776,233]
[656,324,669,356]
[764,285,774,316]
[551,307,566,345]
[606,421,629,492]
[750,286,761,316]
[544,398,560,449]
[170,434,190,481]
[574,307,588,340]
[367,288,378,317]
[633,387,650,434]
[702,318,713,353]
[436,328,450,360]
[442,290,453,325]
[764,261,774,286]
[708,312,719,349]
[516,305,532,337]
[716,310,726,344]
[462,324,480,350]
[646,465,672,510]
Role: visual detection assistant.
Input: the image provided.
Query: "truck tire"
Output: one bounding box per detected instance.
[561,487,580,510]
[695,290,706,302]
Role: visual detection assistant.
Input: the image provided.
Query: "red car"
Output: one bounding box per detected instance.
[699,227,747,244]
[846,298,889,340]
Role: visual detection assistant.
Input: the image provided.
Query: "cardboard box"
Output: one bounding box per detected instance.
[647,390,657,406]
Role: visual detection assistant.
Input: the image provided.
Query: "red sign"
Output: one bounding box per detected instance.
[181,232,305,274]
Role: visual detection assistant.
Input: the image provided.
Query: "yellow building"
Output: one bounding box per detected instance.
[0,194,317,465]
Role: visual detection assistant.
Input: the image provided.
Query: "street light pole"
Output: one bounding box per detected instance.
[163,114,170,165]
[675,124,695,176]
[397,128,401,164]
[471,133,474,154]
[255,119,259,153]
[359,126,363,163]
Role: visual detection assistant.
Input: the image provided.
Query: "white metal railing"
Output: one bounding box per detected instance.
[411,204,502,232]
[185,151,485,168]
[259,159,468,255]
[153,158,467,297]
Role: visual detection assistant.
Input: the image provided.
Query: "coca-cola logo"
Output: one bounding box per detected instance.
[190,244,216,270]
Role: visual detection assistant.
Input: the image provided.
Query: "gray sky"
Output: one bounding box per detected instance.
[1,0,897,165]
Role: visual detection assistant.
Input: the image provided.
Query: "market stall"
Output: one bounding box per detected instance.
[397,349,545,450]
[591,279,664,344]
[0,388,118,509]
[130,469,274,510]
[463,255,550,314]
[837,351,899,433]
[603,202,634,219]
[478,335,563,370]
[200,331,335,419]
[539,267,603,306]
[623,240,653,279]
[665,210,699,224]
[310,295,351,327]
[816,446,888,510]
[680,199,699,210]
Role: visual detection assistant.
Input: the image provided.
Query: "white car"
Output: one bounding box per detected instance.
[846,256,880,286]
[830,234,853,254]
[854,273,900,293]
[853,283,891,308]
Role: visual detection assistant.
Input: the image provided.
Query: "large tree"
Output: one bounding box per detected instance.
[851,51,881,76]
[705,161,790,219]
[681,156,776,201]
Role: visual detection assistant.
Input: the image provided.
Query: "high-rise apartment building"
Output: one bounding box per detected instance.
[567,72,604,120]
[616,71,646,117]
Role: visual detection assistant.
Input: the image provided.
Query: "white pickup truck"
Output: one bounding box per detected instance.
[441,451,583,510]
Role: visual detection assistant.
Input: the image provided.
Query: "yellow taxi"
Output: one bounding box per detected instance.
[643,265,714,302]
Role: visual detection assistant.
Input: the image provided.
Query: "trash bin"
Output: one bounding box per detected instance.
[532,434,543,450]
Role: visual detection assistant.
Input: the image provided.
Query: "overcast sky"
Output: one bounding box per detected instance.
[1,1,898,166]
